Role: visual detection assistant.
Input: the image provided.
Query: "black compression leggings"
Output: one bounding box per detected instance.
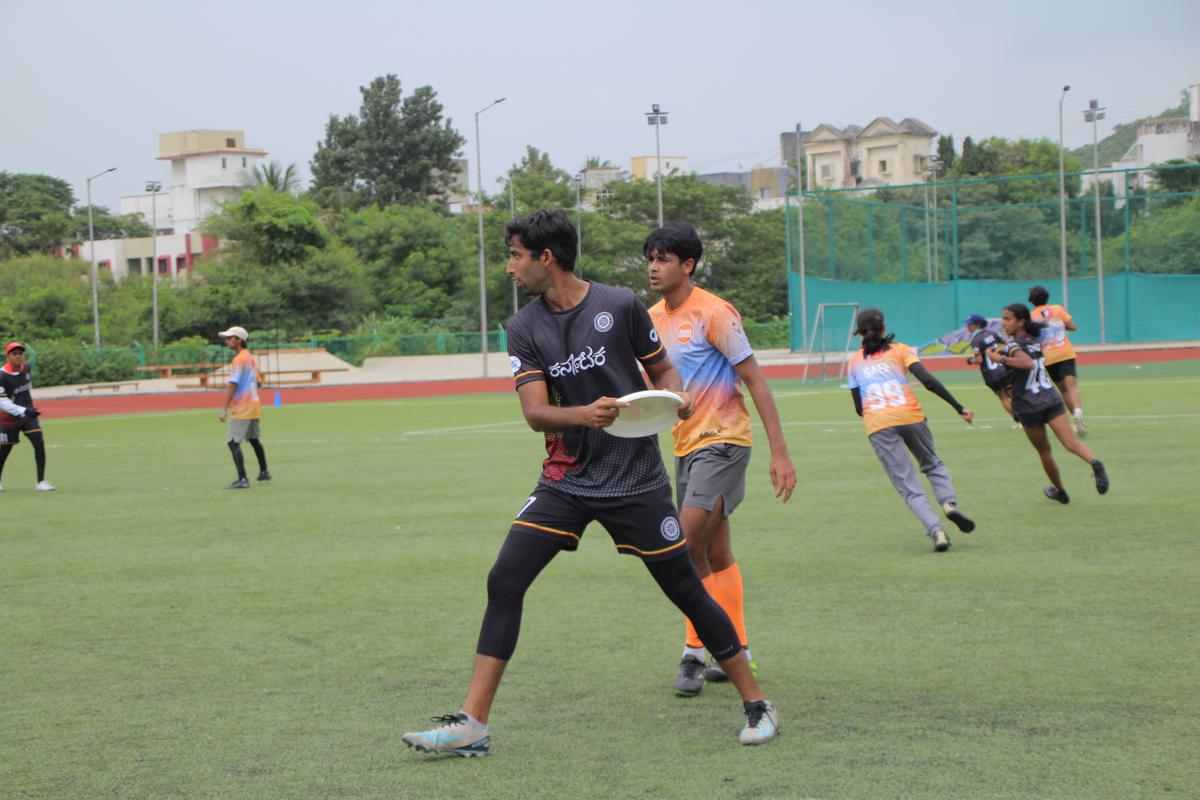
[476,529,742,662]
[0,431,46,482]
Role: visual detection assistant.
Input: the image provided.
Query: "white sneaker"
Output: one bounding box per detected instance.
[36,480,55,492]
[740,700,780,745]
[0,481,4,491]
[403,713,490,757]
[929,527,951,552]
[1072,414,1088,439]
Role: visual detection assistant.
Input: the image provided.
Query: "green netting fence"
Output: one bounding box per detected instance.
[785,163,1200,348]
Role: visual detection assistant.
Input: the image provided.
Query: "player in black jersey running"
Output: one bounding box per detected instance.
[963,314,1013,417]
[403,210,780,756]
[988,304,1109,504]
[0,343,53,492]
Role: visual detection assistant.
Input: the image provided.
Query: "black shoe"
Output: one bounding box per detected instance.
[1043,485,1069,504]
[1091,460,1109,495]
[227,478,251,489]
[257,470,272,481]
[673,655,706,697]
[942,502,975,533]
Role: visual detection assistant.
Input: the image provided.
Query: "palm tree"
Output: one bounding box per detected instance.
[248,161,301,193]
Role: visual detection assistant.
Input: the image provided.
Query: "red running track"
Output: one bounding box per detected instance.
[38,347,1200,419]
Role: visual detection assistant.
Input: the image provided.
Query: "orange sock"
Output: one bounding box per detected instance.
[711,562,747,648]
[684,572,718,649]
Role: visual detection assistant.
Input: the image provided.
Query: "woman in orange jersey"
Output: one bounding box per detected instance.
[1028,285,1087,438]
[846,309,976,552]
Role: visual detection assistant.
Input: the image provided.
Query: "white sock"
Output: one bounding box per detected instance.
[1073,407,1083,417]
[683,646,706,661]
[460,711,486,729]
[744,648,753,663]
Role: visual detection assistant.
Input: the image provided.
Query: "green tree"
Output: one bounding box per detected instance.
[505,146,574,212]
[0,172,74,256]
[1151,157,1200,197]
[310,74,465,209]
[937,135,956,169]
[68,206,151,241]
[1128,195,1200,273]
[205,187,327,265]
[248,161,301,194]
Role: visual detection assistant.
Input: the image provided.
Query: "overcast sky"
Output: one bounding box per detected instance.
[3,0,1197,211]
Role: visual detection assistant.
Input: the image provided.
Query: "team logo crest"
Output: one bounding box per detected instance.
[650,328,659,343]
[661,516,681,542]
[509,356,521,374]
[594,312,614,332]
[676,322,694,344]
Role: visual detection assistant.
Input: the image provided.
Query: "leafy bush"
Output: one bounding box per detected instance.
[28,342,139,387]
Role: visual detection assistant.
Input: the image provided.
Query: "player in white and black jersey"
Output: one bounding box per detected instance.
[403,210,780,756]
[963,314,1013,417]
[988,304,1108,504]
[0,342,53,491]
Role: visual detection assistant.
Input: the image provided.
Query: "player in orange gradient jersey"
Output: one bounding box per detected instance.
[1028,285,1087,438]
[646,222,795,696]
[846,309,975,552]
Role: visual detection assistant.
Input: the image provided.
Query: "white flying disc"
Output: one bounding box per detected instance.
[605,389,683,438]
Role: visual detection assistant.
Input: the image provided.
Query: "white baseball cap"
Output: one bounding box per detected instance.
[218,326,249,341]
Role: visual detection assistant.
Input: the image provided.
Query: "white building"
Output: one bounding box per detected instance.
[80,130,267,281]
[1108,84,1200,200]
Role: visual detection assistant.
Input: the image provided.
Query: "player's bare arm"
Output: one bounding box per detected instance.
[642,358,694,420]
[219,381,237,422]
[734,356,796,502]
[516,381,628,431]
[989,344,1036,370]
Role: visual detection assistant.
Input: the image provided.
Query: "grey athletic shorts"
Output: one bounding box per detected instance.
[227,418,261,443]
[675,443,751,517]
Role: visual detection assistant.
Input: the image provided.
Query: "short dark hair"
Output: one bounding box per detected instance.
[505,209,577,271]
[643,222,703,275]
[1028,285,1050,306]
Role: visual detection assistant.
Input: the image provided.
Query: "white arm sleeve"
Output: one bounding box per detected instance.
[0,395,25,416]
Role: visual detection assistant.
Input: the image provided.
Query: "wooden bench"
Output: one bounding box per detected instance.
[176,367,349,390]
[77,382,140,394]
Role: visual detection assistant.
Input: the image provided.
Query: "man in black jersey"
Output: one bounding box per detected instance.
[0,343,53,491]
[963,314,1013,416]
[403,210,780,756]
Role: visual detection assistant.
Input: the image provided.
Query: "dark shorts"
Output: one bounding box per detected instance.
[0,415,42,445]
[1016,403,1067,428]
[1047,359,1077,382]
[509,484,687,561]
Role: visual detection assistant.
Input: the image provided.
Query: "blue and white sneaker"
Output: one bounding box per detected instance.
[403,713,490,757]
[739,700,779,745]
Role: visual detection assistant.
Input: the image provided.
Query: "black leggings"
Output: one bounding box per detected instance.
[476,530,742,662]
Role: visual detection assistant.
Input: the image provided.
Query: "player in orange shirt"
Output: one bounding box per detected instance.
[217,325,270,489]
[645,222,796,696]
[1028,285,1087,438]
[846,309,975,552]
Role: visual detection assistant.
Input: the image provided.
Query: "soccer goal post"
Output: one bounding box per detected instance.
[802,302,860,383]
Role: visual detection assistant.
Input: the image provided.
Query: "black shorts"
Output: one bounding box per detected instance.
[0,416,41,445]
[1016,403,1066,428]
[509,484,686,561]
[1047,359,1077,382]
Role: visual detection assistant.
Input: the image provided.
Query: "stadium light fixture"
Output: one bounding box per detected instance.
[86,166,117,346]
[574,174,583,278]
[645,104,669,227]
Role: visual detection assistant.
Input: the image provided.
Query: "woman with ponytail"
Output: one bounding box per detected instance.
[988,304,1109,504]
[846,308,976,552]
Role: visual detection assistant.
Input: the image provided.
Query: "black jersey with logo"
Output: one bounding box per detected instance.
[1004,334,1063,414]
[0,365,33,427]
[506,282,670,498]
[969,328,1011,388]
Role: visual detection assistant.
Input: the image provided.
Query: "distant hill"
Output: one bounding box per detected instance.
[1071,100,1188,167]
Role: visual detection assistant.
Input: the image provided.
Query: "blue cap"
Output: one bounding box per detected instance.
[964,314,988,327]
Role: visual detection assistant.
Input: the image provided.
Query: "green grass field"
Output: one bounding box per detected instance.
[3,361,1198,799]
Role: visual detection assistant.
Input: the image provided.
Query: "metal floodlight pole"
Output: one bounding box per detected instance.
[574,174,583,278]
[795,123,808,352]
[147,181,163,352]
[646,104,668,227]
[86,166,117,346]
[1057,85,1072,307]
[474,97,506,378]
[508,177,517,315]
[930,157,940,282]
[1086,99,1107,343]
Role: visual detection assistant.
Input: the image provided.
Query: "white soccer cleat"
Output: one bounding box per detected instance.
[739,700,779,745]
[403,713,491,757]
[36,480,55,492]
